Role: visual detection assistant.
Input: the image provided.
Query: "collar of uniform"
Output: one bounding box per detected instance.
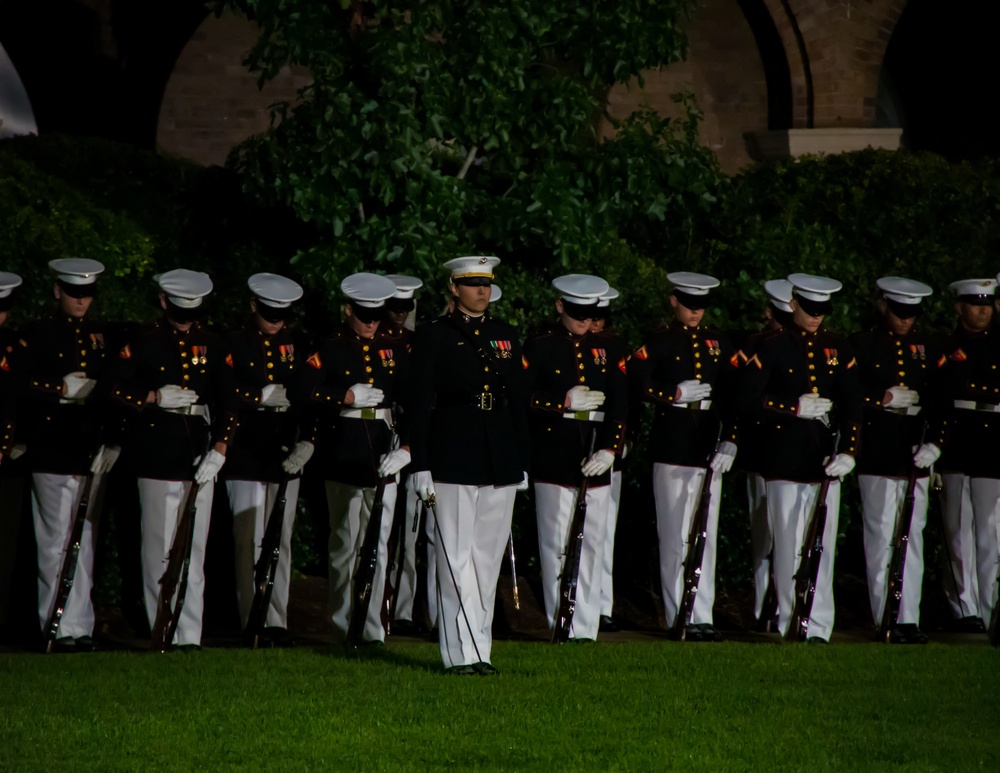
[668,320,701,333]
[956,323,990,339]
[344,325,376,343]
[559,326,587,342]
[452,309,487,324]
[163,319,200,336]
[60,314,85,326]
[791,322,820,338]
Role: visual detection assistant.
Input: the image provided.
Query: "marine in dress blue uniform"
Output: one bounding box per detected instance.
[407,257,529,674]
[740,274,862,642]
[628,273,740,640]
[223,273,312,645]
[851,277,940,643]
[108,269,239,649]
[523,275,627,642]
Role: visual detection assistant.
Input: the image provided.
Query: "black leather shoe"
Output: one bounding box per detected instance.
[177,644,202,653]
[390,619,421,636]
[806,636,829,645]
[445,665,478,676]
[74,636,95,652]
[473,662,498,676]
[51,636,76,653]
[599,615,620,633]
[890,624,928,644]
[957,616,987,633]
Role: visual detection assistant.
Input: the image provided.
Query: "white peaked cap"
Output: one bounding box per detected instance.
[597,287,620,309]
[0,271,23,299]
[876,276,932,305]
[386,274,424,299]
[156,269,213,308]
[443,256,500,279]
[248,273,303,308]
[787,273,842,302]
[764,279,794,312]
[551,274,610,305]
[667,271,720,296]
[490,284,502,302]
[49,258,105,285]
[950,278,997,297]
[341,272,397,308]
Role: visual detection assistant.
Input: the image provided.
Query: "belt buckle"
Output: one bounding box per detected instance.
[688,401,700,411]
[361,408,376,420]
[479,393,493,411]
[573,410,589,421]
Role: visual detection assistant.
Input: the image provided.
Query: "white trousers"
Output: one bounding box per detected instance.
[389,476,420,622]
[767,479,841,641]
[859,475,928,626]
[430,482,516,668]
[599,470,622,617]
[138,478,214,647]
[941,474,1000,625]
[32,472,103,639]
[652,463,722,627]
[325,480,396,643]
[227,478,300,630]
[748,472,772,620]
[535,481,611,641]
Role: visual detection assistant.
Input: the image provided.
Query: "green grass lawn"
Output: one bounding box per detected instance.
[1,641,997,772]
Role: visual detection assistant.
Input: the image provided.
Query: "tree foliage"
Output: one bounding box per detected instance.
[219,0,721,306]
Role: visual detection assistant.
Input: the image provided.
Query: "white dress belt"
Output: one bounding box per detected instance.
[672,399,712,410]
[161,404,211,421]
[562,410,605,421]
[954,399,1000,413]
[339,407,392,421]
[884,405,921,416]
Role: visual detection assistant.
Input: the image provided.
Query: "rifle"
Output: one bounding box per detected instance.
[346,474,389,647]
[786,432,840,642]
[44,461,100,652]
[244,468,295,649]
[671,461,717,641]
[150,475,204,652]
[552,429,596,643]
[879,425,925,642]
[507,532,521,612]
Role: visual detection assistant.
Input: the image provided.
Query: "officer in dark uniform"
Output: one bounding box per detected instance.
[23,259,117,652]
[934,278,1000,632]
[382,275,425,634]
[223,273,313,645]
[590,287,626,632]
[408,256,529,675]
[628,272,739,641]
[108,269,239,650]
[740,279,794,625]
[851,277,941,643]
[741,273,862,643]
[291,272,409,645]
[523,275,626,642]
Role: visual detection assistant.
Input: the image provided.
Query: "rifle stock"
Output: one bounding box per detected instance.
[879,455,922,642]
[671,466,715,641]
[44,470,98,652]
[346,475,388,647]
[245,473,293,648]
[785,476,832,642]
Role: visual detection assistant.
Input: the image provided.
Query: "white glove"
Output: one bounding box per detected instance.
[581,450,615,477]
[797,393,832,419]
[378,448,411,478]
[157,384,199,409]
[281,441,315,475]
[710,441,737,473]
[9,444,26,460]
[885,386,919,408]
[824,453,855,478]
[913,442,941,469]
[413,470,436,501]
[90,445,121,474]
[676,379,712,404]
[349,383,384,409]
[261,383,291,408]
[565,385,605,411]
[515,471,530,491]
[194,449,226,484]
[63,372,96,400]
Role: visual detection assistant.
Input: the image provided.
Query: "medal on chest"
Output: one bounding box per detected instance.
[823,347,839,366]
[704,339,720,357]
[191,345,207,365]
[490,340,512,359]
[378,348,396,368]
[89,333,105,351]
[591,347,606,366]
[279,344,294,363]
[909,344,925,360]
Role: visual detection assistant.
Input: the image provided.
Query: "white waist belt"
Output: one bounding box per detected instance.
[954,400,1000,413]
[563,410,605,422]
[673,399,712,411]
[340,408,391,421]
[162,404,211,421]
[257,405,290,413]
[884,405,921,416]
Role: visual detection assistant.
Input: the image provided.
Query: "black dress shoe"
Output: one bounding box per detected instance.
[74,636,95,652]
[599,615,620,633]
[390,619,422,636]
[890,624,928,644]
[473,662,498,676]
[806,636,829,645]
[957,616,987,633]
[51,636,76,653]
[445,665,478,676]
[177,644,202,653]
